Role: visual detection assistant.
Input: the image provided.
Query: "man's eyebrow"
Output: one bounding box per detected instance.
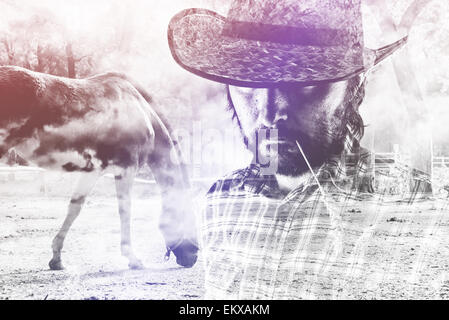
[276,82,318,90]
[233,86,257,93]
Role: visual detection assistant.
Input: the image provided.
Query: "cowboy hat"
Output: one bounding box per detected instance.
[168,0,408,88]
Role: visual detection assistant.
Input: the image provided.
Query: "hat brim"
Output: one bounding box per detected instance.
[168,8,408,88]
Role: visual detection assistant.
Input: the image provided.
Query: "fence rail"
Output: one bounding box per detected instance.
[433,157,449,168]
[3,155,449,182]
[375,152,411,169]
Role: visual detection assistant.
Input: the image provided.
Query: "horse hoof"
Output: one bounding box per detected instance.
[128,260,144,270]
[49,259,65,270]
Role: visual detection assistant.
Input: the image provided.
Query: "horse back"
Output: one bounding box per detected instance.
[0,66,155,171]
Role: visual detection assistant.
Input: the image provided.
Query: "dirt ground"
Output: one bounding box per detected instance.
[294,198,449,300]
[2,171,449,300]
[0,194,205,300]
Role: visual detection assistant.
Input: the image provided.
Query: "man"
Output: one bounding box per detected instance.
[169,0,437,299]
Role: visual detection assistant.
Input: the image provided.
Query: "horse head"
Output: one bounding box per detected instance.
[158,188,199,268]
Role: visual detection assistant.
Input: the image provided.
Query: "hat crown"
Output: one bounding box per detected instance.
[227,0,362,29]
[224,0,364,47]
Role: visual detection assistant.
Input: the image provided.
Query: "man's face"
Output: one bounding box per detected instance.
[228,80,352,176]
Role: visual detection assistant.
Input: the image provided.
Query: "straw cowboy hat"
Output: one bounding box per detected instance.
[168,0,408,87]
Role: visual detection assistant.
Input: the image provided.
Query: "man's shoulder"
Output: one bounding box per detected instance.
[207,166,255,195]
[206,164,281,197]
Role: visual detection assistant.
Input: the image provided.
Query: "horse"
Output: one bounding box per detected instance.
[0,65,198,270]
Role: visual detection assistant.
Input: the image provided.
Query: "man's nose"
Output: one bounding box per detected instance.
[259,88,288,127]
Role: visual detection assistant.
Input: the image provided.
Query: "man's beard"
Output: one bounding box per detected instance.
[247,127,346,177]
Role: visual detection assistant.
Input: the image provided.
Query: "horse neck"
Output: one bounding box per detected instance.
[147,103,190,192]
[152,158,191,205]
[146,103,194,221]
[150,140,196,245]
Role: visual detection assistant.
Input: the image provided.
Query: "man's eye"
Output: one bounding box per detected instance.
[302,86,315,95]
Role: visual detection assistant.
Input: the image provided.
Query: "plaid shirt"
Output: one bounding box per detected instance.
[200,126,440,299]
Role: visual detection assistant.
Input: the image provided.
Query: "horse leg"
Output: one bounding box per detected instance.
[114,166,144,270]
[49,172,99,270]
